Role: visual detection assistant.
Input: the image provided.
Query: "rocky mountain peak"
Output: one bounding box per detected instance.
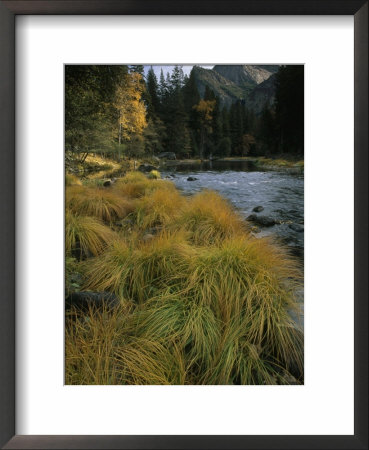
[213,65,277,87]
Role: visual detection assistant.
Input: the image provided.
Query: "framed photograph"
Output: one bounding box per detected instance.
[1,1,367,449]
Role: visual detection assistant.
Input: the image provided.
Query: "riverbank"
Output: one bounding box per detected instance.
[66,170,303,385]
[161,156,304,174]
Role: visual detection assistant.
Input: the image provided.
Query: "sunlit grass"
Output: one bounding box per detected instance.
[66,186,135,223]
[174,190,248,245]
[65,304,187,385]
[113,171,175,199]
[135,187,185,229]
[65,174,82,186]
[65,210,118,259]
[83,230,194,303]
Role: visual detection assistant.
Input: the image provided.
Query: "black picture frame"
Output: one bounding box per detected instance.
[0,1,367,449]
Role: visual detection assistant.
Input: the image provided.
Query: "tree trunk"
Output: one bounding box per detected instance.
[118,111,122,161]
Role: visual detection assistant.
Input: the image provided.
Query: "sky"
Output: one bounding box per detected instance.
[143,65,213,79]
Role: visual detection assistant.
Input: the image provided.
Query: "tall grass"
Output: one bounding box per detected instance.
[65,210,118,259]
[65,174,82,186]
[66,186,134,223]
[66,173,303,385]
[83,231,194,303]
[175,190,248,245]
[113,171,175,199]
[65,304,187,385]
[135,188,185,229]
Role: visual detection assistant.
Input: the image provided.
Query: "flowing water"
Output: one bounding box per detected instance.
[163,160,304,260]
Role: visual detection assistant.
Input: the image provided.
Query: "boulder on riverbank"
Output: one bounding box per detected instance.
[103,178,117,187]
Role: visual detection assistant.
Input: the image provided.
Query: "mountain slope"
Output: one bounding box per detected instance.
[246,74,277,113]
[213,65,274,87]
[192,65,278,112]
[192,66,246,107]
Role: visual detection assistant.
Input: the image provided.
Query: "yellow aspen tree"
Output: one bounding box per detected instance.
[114,72,147,158]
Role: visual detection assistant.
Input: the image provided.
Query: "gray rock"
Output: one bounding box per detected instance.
[252,205,264,213]
[247,215,276,227]
[65,291,119,310]
[187,177,198,181]
[142,233,154,242]
[288,223,304,233]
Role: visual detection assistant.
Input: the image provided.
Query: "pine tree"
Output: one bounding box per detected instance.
[129,65,145,76]
[159,67,190,157]
[211,97,223,147]
[257,104,276,155]
[221,106,230,138]
[274,65,304,154]
[146,66,160,119]
[183,70,200,114]
[229,100,245,156]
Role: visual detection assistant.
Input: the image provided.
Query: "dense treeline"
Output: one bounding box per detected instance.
[65,64,304,161]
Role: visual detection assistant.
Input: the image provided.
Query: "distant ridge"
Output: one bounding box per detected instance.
[192,64,280,112]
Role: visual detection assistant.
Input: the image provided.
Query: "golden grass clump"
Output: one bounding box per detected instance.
[66,174,82,186]
[66,186,135,223]
[113,171,176,199]
[135,187,186,229]
[183,236,303,381]
[175,190,248,245]
[65,210,118,259]
[65,305,186,385]
[83,230,194,304]
[113,171,151,198]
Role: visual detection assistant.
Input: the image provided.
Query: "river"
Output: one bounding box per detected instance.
[162,159,304,261]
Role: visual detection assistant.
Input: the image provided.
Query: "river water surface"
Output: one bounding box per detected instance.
[163,160,304,260]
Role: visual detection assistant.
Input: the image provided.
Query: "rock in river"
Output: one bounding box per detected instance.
[288,223,304,233]
[247,214,277,227]
[252,205,264,213]
[187,177,198,181]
